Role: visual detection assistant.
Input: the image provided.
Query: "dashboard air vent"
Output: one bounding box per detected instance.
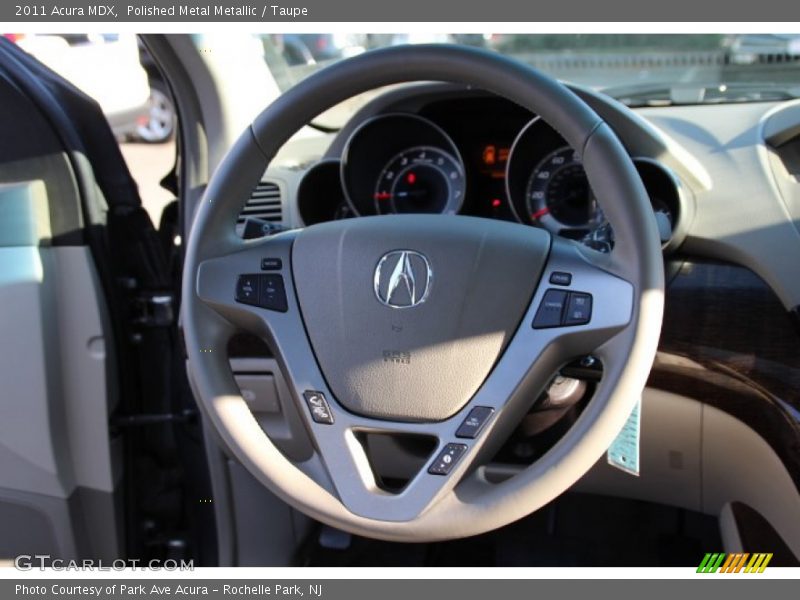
[237,181,283,225]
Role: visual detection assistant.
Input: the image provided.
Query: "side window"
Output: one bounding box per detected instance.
[11,33,176,226]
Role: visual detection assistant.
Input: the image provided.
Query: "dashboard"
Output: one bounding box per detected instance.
[295,92,685,252]
[254,82,800,518]
[270,82,800,312]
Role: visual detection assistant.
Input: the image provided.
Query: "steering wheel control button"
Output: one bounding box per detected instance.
[428,443,468,475]
[532,289,568,329]
[259,274,288,312]
[564,292,593,326]
[303,391,334,424]
[235,274,289,312]
[235,274,261,306]
[261,257,283,271]
[455,406,494,439]
[549,271,573,286]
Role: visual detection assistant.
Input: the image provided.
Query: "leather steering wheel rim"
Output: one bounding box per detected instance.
[182,45,664,542]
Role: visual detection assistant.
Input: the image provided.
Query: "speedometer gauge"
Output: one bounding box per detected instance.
[374,146,465,215]
[508,118,684,252]
[525,147,604,235]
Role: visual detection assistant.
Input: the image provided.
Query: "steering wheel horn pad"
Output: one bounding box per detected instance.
[292,215,550,422]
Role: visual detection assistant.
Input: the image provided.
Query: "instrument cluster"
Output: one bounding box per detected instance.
[297,104,684,252]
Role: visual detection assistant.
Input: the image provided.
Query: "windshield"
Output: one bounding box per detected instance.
[263,34,800,124]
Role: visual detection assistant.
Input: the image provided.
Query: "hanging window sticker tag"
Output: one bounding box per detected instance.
[607,398,641,476]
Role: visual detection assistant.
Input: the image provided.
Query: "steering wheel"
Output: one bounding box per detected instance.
[182,45,664,542]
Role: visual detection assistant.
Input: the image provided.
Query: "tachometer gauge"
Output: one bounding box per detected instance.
[341,114,466,216]
[374,146,465,215]
[525,147,605,235]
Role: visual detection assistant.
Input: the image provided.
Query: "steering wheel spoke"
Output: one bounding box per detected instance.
[195,233,297,333]
[523,237,635,365]
[295,405,481,521]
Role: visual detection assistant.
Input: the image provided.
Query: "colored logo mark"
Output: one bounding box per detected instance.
[697,553,773,573]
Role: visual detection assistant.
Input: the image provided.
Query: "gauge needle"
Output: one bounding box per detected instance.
[531,207,550,220]
[374,192,392,201]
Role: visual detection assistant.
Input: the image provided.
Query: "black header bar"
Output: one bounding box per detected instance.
[3,0,800,22]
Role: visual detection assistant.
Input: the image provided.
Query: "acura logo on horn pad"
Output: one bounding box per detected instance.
[373,250,432,308]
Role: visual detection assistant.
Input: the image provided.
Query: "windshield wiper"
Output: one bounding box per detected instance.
[603,81,800,107]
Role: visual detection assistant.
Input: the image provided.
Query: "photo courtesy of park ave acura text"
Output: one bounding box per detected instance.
[0,12,799,580]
